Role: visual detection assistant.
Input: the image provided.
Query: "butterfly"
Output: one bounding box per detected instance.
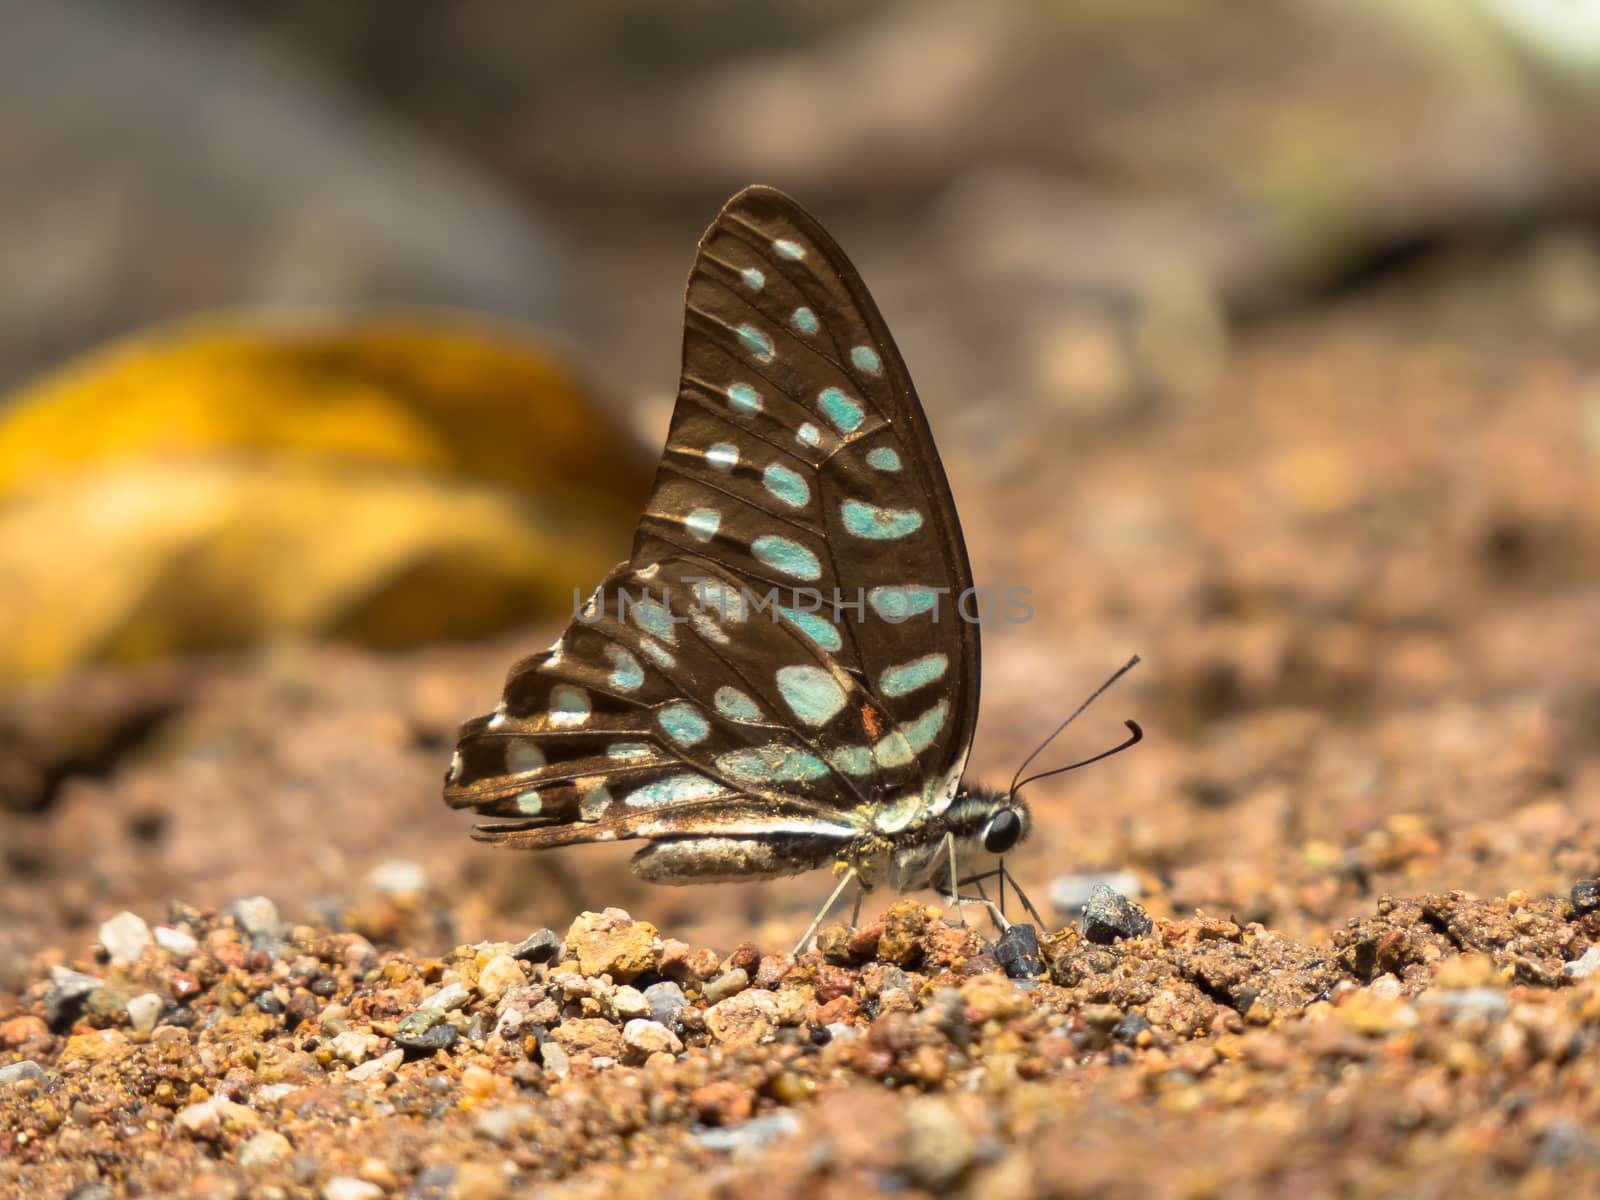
[443,185,1140,951]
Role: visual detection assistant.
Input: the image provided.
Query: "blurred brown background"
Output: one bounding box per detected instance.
[5,0,1600,993]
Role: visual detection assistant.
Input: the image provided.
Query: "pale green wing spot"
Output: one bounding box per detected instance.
[752,535,822,580]
[880,653,949,698]
[842,499,924,540]
[775,665,848,726]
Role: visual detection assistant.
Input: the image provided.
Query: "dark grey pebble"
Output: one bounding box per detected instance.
[994,924,1043,978]
[511,929,562,964]
[407,1164,459,1199]
[1113,1011,1151,1044]
[44,970,103,1031]
[1571,880,1600,915]
[643,980,688,1027]
[396,1022,459,1055]
[1080,884,1153,944]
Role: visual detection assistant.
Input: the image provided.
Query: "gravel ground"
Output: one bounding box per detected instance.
[6,156,1600,1198]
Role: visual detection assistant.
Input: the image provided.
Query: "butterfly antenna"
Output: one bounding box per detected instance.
[1008,655,1142,798]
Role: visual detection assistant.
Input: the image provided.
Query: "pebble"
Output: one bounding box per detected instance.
[551,1017,624,1060]
[1571,879,1600,914]
[693,1110,801,1154]
[395,1022,458,1055]
[153,925,198,957]
[1051,870,1143,913]
[539,1040,570,1078]
[98,911,153,963]
[0,1060,47,1086]
[622,1018,683,1056]
[1561,946,1600,980]
[177,1096,259,1135]
[238,1129,293,1166]
[368,859,427,894]
[511,929,562,964]
[331,1030,378,1065]
[1080,884,1153,943]
[703,968,749,1004]
[705,987,780,1048]
[994,923,1044,978]
[1,1015,47,1046]
[565,908,660,981]
[1419,988,1511,1019]
[612,985,650,1019]
[324,1178,384,1200]
[125,992,164,1035]
[346,1049,404,1082]
[228,896,284,940]
[643,980,688,1027]
[474,954,523,1002]
[904,1097,977,1190]
[44,968,103,1030]
[423,982,469,1012]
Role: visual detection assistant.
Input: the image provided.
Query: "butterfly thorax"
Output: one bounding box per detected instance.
[873,782,1031,893]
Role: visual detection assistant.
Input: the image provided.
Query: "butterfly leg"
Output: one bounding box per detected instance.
[793,866,859,957]
[1001,861,1049,929]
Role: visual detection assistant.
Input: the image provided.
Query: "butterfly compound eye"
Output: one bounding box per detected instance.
[983,809,1022,855]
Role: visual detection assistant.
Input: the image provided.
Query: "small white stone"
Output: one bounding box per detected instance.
[98,911,152,963]
[238,1129,292,1166]
[424,982,469,1012]
[368,860,427,895]
[153,926,198,957]
[323,1178,384,1200]
[475,954,523,1002]
[612,986,650,1020]
[1563,946,1600,980]
[345,1049,403,1082]
[330,1030,378,1065]
[622,1018,683,1056]
[125,992,163,1035]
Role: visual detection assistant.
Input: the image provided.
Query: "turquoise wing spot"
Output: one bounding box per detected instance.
[607,742,653,760]
[515,790,543,815]
[630,597,678,643]
[866,447,901,472]
[738,325,775,362]
[818,387,864,434]
[777,605,842,652]
[880,653,948,698]
[686,508,721,542]
[842,499,924,540]
[605,646,645,692]
[741,267,765,290]
[706,443,739,471]
[827,745,872,776]
[716,744,829,785]
[658,703,711,746]
[850,345,883,374]
[626,773,724,808]
[773,238,805,260]
[640,638,675,670]
[506,742,546,773]
[714,686,762,722]
[868,586,939,621]
[727,382,763,413]
[797,423,821,447]
[752,535,821,580]
[791,307,819,335]
[903,700,949,752]
[762,464,810,508]
[775,665,848,727]
[579,784,611,821]
[549,685,590,728]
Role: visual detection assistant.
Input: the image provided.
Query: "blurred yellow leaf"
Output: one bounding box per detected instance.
[0,315,653,681]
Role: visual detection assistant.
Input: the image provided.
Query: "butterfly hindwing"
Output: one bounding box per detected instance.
[447,185,980,853]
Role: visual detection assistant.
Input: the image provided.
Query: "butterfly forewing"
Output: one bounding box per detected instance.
[446,185,979,856]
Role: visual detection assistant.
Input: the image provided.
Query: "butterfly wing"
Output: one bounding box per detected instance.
[446,185,979,856]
